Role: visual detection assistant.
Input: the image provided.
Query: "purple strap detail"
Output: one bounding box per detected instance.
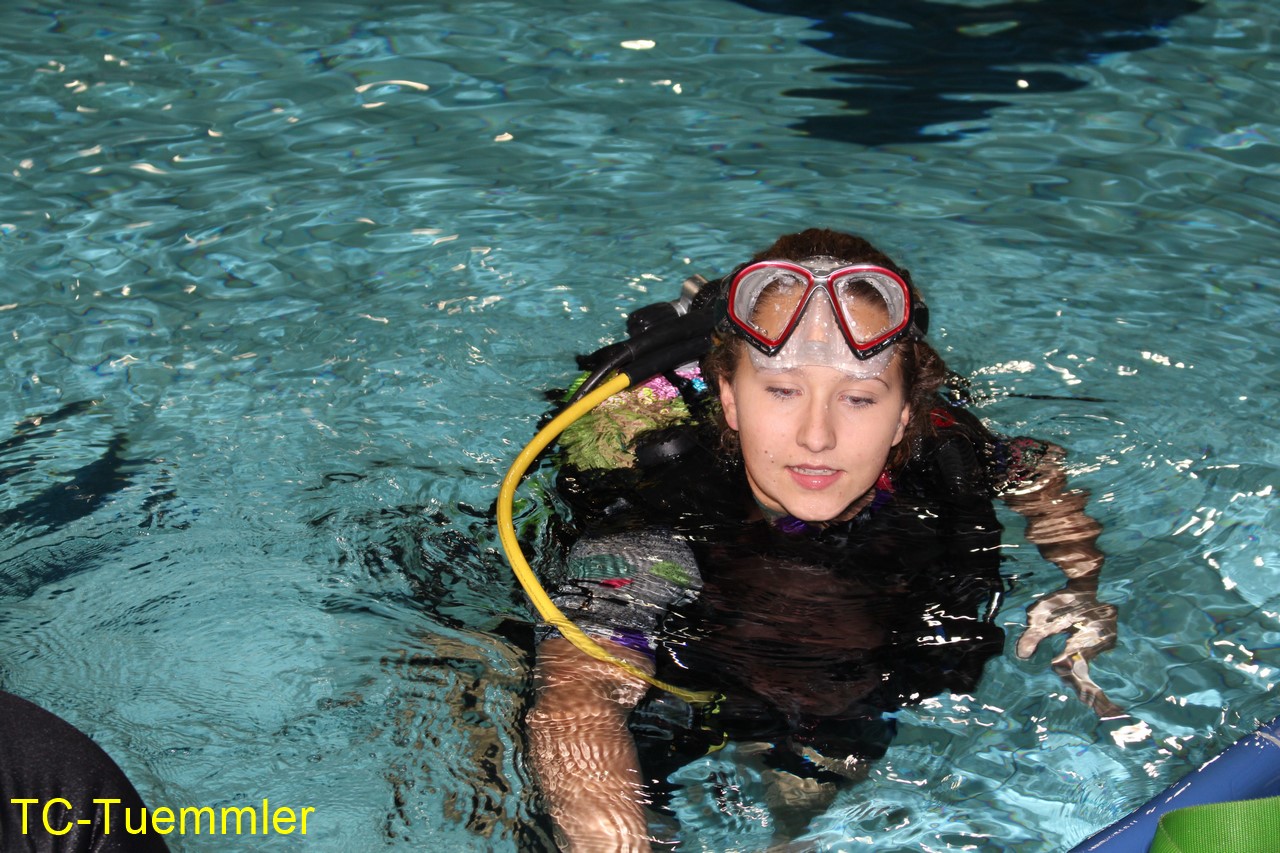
[774,515,815,534]
[772,482,895,535]
[608,629,657,658]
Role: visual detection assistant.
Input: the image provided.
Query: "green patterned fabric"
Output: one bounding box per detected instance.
[558,383,692,471]
[1150,795,1280,853]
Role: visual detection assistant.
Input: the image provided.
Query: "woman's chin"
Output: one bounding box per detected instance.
[779,489,873,524]
[779,499,849,524]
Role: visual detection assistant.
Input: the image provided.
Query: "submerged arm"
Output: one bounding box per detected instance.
[1000,442,1124,718]
[528,636,654,853]
[526,528,700,849]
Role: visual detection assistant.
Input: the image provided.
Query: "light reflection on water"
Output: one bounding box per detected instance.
[1,0,1277,850]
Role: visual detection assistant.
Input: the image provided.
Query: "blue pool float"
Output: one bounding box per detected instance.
[1071,716,1280,851]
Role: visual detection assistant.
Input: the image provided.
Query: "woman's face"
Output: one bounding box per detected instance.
[718,348,910,522]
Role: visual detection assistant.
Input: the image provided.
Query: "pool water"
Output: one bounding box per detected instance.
[1,1,1277,850]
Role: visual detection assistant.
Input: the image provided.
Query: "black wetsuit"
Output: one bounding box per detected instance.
[547,402,1042,788]
[0,691,169,853]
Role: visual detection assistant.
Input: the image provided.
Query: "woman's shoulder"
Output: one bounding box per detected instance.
[556,367,710,473]
[906,400,1058,499]
[553,366,740,522]
[558,438,740,535]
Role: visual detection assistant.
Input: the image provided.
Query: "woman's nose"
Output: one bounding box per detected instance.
[798,400,837,452]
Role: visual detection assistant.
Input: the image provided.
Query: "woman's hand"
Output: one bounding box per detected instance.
[1016,576,1124,718]
[1002,444,1124,718]
[528,637,655,852]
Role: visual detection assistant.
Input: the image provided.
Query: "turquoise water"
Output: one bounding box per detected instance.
[1,1,1277,850]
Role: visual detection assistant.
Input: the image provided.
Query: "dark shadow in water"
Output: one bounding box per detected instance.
[0,402,143,597]
[0,402,132,535]
[731,0,1204,144]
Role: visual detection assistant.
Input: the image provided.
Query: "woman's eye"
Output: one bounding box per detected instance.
[842,394,875,407]
[765,386,800,399]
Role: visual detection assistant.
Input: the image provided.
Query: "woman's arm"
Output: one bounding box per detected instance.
[528,636,655,853]
[526,528,700,849]
[1000,443,1124,718]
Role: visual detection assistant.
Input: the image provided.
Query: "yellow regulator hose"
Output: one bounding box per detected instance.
[497,372,718,706]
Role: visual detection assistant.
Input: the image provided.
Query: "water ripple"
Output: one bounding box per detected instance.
[1,1,1278,850]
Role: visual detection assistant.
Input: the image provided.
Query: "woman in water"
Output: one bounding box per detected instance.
[526,228,1118,851]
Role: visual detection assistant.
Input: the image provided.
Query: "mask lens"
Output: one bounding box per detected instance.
[829,270,909,350]
[730,266,812,346]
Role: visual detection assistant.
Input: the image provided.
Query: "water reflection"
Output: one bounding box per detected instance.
[732,0,1204,144]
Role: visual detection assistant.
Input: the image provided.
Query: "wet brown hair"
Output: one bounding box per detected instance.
[701,228,948,471]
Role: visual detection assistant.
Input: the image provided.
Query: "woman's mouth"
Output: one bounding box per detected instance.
[787,465,842,490]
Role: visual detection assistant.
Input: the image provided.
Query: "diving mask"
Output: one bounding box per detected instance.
[725,256,924,377]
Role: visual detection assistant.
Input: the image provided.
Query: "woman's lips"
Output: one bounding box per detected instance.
[787,465,842,490]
